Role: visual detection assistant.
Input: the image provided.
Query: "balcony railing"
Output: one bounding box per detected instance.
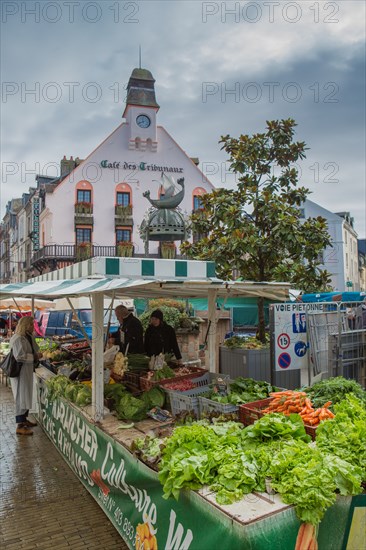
[115,204,133,225]
[74,203,93,214]
[30,244,186,267]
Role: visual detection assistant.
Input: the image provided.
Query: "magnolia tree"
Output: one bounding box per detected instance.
[181,119,332,342]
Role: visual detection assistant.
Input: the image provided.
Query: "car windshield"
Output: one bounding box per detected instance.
[79,309,118,326]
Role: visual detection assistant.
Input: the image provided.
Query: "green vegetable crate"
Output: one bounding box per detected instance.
[239,398,317,440]
[164,373,218,417]
[198,396,239,416]
[140,366,207,391]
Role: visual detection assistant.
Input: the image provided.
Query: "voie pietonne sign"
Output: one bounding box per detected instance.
[273,303,323,371]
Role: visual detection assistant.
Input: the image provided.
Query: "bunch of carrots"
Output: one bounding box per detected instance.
[295,523,318,550]
[261,391,335,426]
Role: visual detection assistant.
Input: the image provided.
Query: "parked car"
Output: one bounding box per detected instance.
[44,309,120,338]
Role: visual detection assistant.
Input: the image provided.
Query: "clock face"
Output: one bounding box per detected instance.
[136,114,151,128]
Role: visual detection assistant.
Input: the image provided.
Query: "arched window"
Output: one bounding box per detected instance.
[192,187,206,211]
[116,227,132,243]
[115,183,132,207]
[75,181,93,204]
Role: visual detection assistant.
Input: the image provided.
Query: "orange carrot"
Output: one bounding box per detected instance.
[300,524,315,550]
[323,401,332,409]
[295,523,306,550]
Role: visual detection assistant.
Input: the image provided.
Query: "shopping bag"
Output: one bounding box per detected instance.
[103,345,119,366]
[0,350,22,377]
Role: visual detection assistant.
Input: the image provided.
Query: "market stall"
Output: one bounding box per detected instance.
[1,257,365,550]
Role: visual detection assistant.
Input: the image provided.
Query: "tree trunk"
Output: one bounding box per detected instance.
[257,297,266,343]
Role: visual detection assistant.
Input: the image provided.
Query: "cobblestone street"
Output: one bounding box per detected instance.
[0,383,128,549]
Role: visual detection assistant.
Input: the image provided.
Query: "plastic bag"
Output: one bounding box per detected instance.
[103,345,119,366]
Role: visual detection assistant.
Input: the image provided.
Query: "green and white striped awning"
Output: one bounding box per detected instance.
[30,257,217,282]
[0,277,290,301]
[0,257,290,301]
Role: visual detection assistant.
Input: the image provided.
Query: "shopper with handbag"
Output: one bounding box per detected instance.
[9,316,42,435]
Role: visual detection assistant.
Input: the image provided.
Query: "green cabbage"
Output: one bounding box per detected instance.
[141,387,165,409]
[116,394,147,422]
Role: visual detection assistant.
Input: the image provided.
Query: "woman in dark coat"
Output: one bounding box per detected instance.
[144,310,183,363]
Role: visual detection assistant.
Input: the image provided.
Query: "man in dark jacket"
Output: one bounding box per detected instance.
[110,305,144,354]
[144,309,183,363]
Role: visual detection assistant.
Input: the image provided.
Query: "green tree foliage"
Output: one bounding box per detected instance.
[181,119,332,341]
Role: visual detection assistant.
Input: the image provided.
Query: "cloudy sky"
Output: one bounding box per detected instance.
[1,0,365,236]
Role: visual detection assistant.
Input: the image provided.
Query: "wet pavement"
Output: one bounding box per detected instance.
[0,382,128,549]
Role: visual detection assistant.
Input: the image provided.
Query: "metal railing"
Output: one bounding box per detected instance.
[306,301,366,387]
[31,245,186,266]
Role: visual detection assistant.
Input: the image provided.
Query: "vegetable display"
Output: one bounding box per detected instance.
[261,391,334,426]
[156,408,363,526]
[223,335,269,349]
[45,375,92,406]
[126,354,150,372]
[204,377,274,405]
[303,376,366,409]
[112,352,128,377]
[295,523,318,550]
[163,379,197,391]
[316,394,366,475]
[145,365,176,382]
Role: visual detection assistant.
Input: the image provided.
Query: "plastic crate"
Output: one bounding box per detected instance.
[239,398,317,440]
[140,367,207,391]
[198,395,239,416]
[162,372,218,390]
[165,388,201,417]
[162,373,231,417]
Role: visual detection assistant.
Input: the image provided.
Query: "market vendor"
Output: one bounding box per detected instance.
[144,309,183,364]
[109,305,144,354]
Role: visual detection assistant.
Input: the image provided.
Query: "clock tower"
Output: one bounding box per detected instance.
[123,68,160,152]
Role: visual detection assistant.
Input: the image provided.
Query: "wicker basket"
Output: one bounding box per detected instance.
[140,367,207,392]
[239,398,317,440]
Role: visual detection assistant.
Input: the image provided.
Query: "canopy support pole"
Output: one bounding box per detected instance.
[31,298,35,316]
[104,292,116,351]
[66,298,92,348]
[92,293,104,422]
[207,289,218,373]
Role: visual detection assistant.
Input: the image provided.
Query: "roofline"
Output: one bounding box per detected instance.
[157,126,215,189]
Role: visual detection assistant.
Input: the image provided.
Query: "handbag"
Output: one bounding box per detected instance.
[0,349,22,377]
[26,334,40,369]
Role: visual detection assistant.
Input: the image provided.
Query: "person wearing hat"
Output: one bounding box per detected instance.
[144,309,183,364]
[109,305,144,354]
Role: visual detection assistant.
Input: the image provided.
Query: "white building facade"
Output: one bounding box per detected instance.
[301,199,360,291]
[32,68,213,274]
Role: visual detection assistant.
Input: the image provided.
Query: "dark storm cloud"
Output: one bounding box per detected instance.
[1,0,365,235]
